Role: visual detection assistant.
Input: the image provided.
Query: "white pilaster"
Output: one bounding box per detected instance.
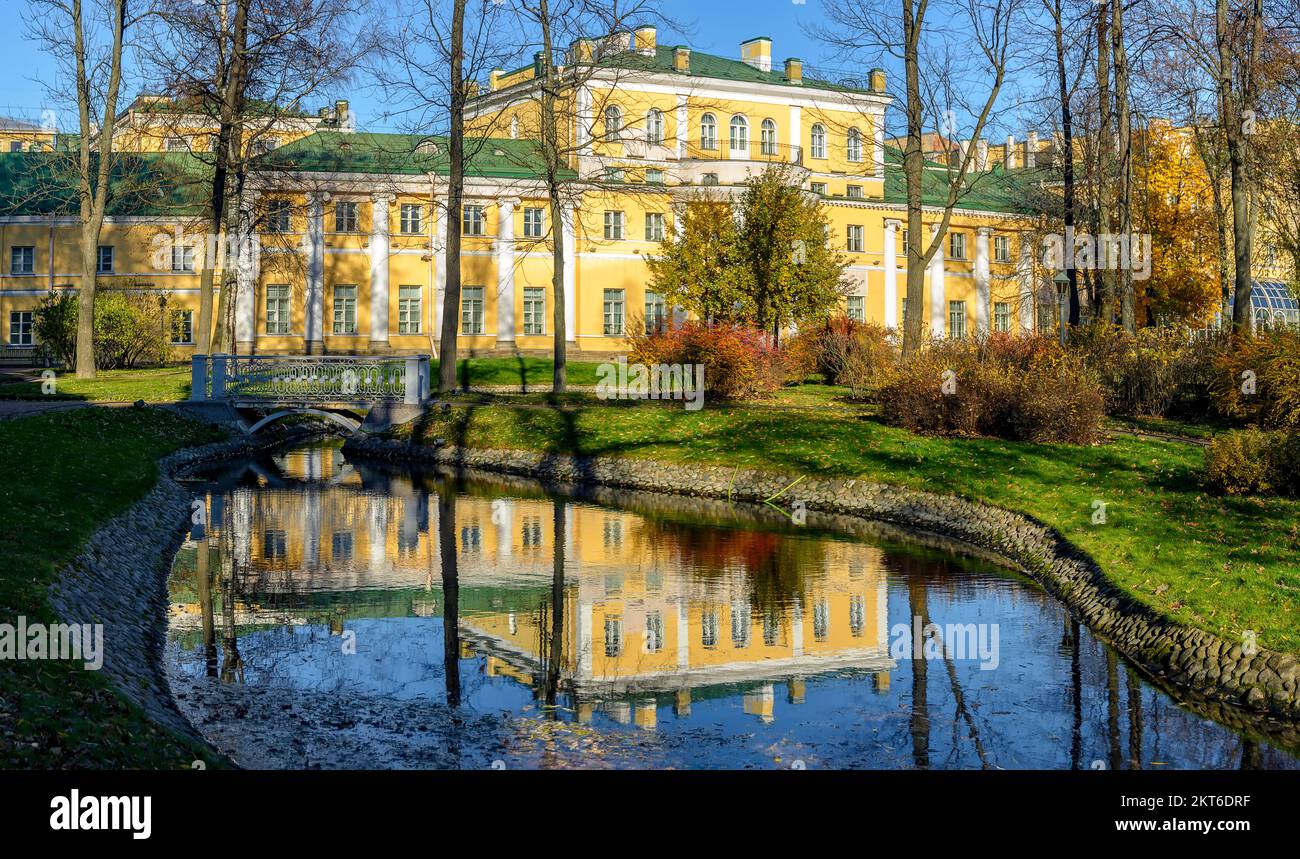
[872,113,885,177]
[369,193,394,348]
[496,198,518,342]
[1017,232,1035,332]
[562,203,576,342]
[306,192,328,353]
[433,198,448,337]
[789,105,802,162]
[975,226,992,336]
[576,86,592,156]
[235,192,259,351]
[928,223,946,338]
[675,94,688,159]
[882,218,900,330]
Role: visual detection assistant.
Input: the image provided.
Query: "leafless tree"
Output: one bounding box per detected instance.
[28,0,134,378]
[815,0,1029,356]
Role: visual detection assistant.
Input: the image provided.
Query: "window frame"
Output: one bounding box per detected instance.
[96,245,114,274]
[603,287,625,336]
[398,285,422,334]
[760,118,777,155]
[810,123,827,159]
[265,283,291,334]
[846,127,862,162]
[645,108,664,145]
[846,224,864,253]
[9,310,33,346]
[645,212,665,242]
[399,203,423,235]
[11,246,35,275]
[700,113,717,150]
[333,201,359,233]
[460,285,485,335]
[523,286,546,335]
[332,284,358,335]
[170,309,194,345]
[462,204,486,236]
[522,207,544,238]
[603,210,624,241]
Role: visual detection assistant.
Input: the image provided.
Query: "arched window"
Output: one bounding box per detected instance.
[846,127,862,162]
[810,123,827,159]
[645,108,664,145]
[1255,307,1270,331]
[700,113,717,149]
[761,119,777,156]
[604,105,622,142]
[729,114,749,153]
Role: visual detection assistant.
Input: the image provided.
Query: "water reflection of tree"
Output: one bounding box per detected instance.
[436,487,461,708]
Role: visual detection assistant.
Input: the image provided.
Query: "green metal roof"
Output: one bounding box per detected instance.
[255,130,575,180]
[597,46,875,95]
[878,145,1043,214]
[0,150,211,217]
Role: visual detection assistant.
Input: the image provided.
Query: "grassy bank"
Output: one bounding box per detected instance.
[397,399,1300,653]
[0,407,226,768]
[0,357,605,403]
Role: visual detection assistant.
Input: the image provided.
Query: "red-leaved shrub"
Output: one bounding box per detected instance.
[628,321,783,400]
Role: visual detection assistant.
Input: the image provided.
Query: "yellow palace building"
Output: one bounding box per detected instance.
[1,29,1043,360]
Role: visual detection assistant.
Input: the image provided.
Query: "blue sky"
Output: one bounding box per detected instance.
[0,0,864,131]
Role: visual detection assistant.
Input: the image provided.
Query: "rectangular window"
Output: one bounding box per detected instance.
[9,311,33,346]
[810,182,827,195]
[603,288,625,335]
[171,245,195,272]
[398,285,422,334]
[949,300,967,339]
[603,210,624,240]
[847,295,865,321]
[645,168,664,185]
[994,234,1011,263]
[334,201,358,233]
[645,212,665,242]
[332,285,357,334]
[463,205,485,236]
[846,225,864,253]
[11,246,34,275]
[604,167,624,183]
[399,203,423,234]
[523,287,546,335]
[265,284,291,334]
[846,184,863,199]
[267,199,292,232]
[96,245,114,274]
[523,207,544,239]
[170,309,194,344]
[645,290,667,333]
[949,231,967,259]
[993,301,1011,333]
[604,616,623,658]
[165,136,188,152]
[461,286,484,335]
[645,611,664,653]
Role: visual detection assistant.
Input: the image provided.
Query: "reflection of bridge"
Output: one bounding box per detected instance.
[187,354,431,432]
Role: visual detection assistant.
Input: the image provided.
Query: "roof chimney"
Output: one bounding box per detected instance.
[673,45,690,73]
[1026,131,1038,167]
[976,139,989,170]
[634,26,656,56]
[869,68,887,94]
[784,58,802,85]
[1005,134,1016,169]
[489,68,504,91]
[740,36,772,72]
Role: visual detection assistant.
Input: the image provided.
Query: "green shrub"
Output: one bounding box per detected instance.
[31,284,173,371]
[1211,328,1300,430]
[877,334,1104,444]
[1204,428,1300,496]
[628,321,783,400]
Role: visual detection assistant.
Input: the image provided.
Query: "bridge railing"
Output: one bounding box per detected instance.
[190,354,431,404]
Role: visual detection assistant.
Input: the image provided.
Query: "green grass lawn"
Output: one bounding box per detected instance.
[397,399,1300,654]
[0,407,227,768]
[0,357,606,403]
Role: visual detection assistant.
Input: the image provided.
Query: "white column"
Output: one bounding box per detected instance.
[872,112,885,177]
[496,198,517,343]
[975,226,992,336]
[235,192,259,351]
[576,86,592,156]
[882,218,900,330]
[1017,232,1035,332]
[562,203,576,342]
[928,223,946,338]
[306,192,327,354]
[675,94,688,159]
[788,105,802,162]
[369,193,394,349]
[433,198,448,338]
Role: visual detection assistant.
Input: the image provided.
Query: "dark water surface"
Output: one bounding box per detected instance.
[165,440,1300,769]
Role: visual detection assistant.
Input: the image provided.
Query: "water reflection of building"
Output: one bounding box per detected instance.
[173,445,893,726]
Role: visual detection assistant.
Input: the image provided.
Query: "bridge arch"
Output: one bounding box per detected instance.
[246,408,362,434]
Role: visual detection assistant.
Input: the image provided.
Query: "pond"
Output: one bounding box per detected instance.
[166,440,1300,770]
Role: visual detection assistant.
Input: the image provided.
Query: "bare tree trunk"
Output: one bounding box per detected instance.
[1112,0,1135,332]
[437,0,468,393]
[901,0,928,357]
[1095,1,1115,324]
[538,2,567,392]
[72,0,128,379]
[1051,0,1079,325]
